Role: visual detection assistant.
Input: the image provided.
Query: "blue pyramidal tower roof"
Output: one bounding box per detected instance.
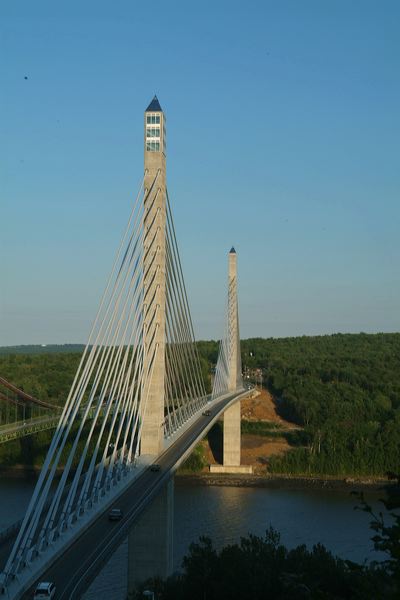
[145,95,162,112]
[230,247,236,254]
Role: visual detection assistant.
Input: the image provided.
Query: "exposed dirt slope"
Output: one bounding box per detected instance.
[240,387,298,428]
[203,388,301,474]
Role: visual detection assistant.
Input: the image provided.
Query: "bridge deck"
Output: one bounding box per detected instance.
[1,389,248,600]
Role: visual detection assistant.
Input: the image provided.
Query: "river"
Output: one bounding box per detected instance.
[0,477,389,599]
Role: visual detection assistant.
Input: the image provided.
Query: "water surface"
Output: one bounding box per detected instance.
[0,477,388,599]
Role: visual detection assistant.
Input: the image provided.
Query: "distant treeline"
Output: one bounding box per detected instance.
[1,333,399,477]
[0,344,85,355]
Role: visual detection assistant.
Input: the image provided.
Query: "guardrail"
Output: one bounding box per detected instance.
[0,413,60,432]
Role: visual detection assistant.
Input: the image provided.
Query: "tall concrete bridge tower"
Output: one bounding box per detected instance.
[129,97,173,589]
[141,95,167,456]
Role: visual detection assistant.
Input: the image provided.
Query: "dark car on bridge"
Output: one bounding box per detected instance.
[202,409,211,416]
[108,508,123,521]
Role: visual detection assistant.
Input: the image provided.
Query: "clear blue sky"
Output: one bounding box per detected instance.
[1,1,399,345]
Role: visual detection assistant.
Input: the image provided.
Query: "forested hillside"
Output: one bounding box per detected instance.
[244,334,400,476]
[0,353,81,407]
[1,333,399,476]
[200,333,400,476]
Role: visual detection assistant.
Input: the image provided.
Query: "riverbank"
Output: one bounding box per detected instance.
[1,465,396,493]
[176,472,397,492]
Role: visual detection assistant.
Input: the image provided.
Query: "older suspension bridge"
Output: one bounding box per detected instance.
[0,377,61,444]
[0,96,250,599]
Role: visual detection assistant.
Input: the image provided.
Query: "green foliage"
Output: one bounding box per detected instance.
[354,475,400,589]
[196,340,220,366]
[133,527,395,599]
[241,420,282,435]
[196,340,220,394]
[0,352,82,408]
[2,333,399,477]
[200,333,400,477]
[199,333,400,476]
[0,439,22,465]
[0,421,110,468]
[179,443,206,473]
[240,421,310,446]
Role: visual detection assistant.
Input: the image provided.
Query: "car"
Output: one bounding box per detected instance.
[202,410,211,416]
[150,464,161,472]
[33,582,56,599]
[108,508,123,521]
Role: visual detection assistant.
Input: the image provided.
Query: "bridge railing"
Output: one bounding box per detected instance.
[0,412,61,433]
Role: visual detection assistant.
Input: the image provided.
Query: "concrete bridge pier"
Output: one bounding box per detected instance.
[223,402,242,466]
[127,477,174,592]
[208,401,252,474]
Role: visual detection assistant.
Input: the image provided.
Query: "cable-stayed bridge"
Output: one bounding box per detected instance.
[0,97,250,599]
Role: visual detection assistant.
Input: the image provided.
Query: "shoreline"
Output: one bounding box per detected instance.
[0,465,396,493]
[175,472,396,492]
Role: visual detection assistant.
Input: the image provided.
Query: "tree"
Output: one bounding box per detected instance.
[354,475,400,596]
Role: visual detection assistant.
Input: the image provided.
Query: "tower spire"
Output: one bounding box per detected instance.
[145,95,163,112]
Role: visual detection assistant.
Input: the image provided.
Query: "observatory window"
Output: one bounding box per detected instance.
[146,127,160,138]
[146,141,160,151]
[146,114,161,125]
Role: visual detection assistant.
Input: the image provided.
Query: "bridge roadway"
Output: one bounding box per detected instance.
[1,388,249,599]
